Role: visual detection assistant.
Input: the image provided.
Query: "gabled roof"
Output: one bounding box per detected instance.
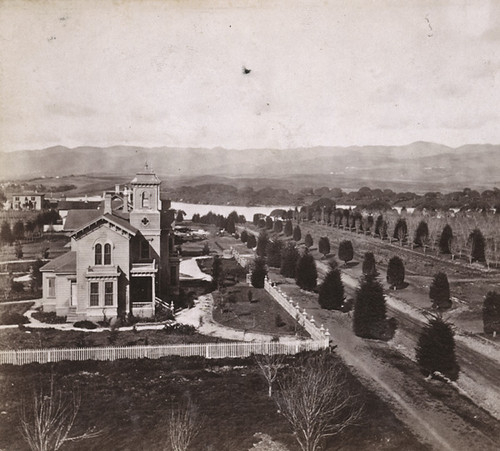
[64,209,102,231]
[40,251,76,273]
[70,212,138,240]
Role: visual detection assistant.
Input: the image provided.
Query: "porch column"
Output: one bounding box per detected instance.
[151,275,156,315]
[126,284,130,315]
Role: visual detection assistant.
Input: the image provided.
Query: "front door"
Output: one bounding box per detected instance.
[70,282,77,306]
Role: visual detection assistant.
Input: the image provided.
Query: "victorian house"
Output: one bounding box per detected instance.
[40,166,180,322]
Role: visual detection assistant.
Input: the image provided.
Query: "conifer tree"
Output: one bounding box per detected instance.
[295,251,317,291]
[338,240,353,266]
[393,218,408,244]
[240,230,248,243]
[483,291,500,336]
[251,257,267,288]
[256,231,269,258]
[274,220,283,233]
[0,221,13,246]
[246,234,256,249]
[12,220,25,241]
[362,252,377,277]
[266,216,274,230]
[304,233,313,248]
[353,275,387,339]
[318,267,344,310]
[414,220,429,247]
[280,243,299,278]
[439,224,453,254]
[429,272,451,309]
[387,256,405,289]
[266,240,283,268]
[318,236,331,258]
[469,228,486,262]
[416,316,460,381]
[293,225,302,242]
[284,220,293,237]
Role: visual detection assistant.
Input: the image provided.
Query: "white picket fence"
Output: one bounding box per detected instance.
[231,247,330,344]
[0,340,327,366]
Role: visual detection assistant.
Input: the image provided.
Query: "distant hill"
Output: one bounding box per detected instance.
[1,142,499,191]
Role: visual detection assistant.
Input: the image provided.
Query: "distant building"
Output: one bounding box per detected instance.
[40,166,180,322]
[11,193,45,210]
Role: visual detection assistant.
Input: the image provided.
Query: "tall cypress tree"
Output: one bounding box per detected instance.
[318,267,344,310]
[387,256,405,289]
[284,220,293,237]
[256,231,269,258]
[293,225,302,242]
[416,316,459,381]
[295,251,317,291]
[304,233,313,248]
[414,221,429,247]
[362,252,377,277]
[439,224,453,254]
[251,257,267,288]
[318,236,331,258]
[280,242,299,278]
[353,275,387,339]
[469,228,486,262]
[266,240,283,268]
[338,240,353,265]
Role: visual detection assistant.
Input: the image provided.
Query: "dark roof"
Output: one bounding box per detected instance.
[11,192,45,197]
[40,251,76,273]
[64,209,102,231]
[58,200,101,210]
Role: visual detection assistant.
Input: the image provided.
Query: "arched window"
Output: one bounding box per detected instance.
[141,191,149,208]
[95,243,102,265]
[104,243,112,265]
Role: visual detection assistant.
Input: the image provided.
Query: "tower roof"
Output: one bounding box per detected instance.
[131,163,160,185]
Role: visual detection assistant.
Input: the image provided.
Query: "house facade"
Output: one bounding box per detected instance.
[40,167,180,322]
[10,193,45,210]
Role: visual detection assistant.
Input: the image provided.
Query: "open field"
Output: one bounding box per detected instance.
[0,354,429,451]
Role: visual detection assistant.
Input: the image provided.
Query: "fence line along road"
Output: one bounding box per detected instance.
[0,340,328,366]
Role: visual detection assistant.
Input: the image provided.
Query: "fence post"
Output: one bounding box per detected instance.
[206,344,210,359]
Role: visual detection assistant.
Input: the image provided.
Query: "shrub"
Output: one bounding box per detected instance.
[318,267,344,310]
[429,272,451,309]
[240,230,248,243]
[274,313,285,327]
[10,280,24,293]
[163,323,196,335]
[1,311,29,325]
[483,291,500,336]
[416,316,459,381]
[274,220,283,233]
[338,240,353,265]
[73,320,98,330]
[266,239,283,268]
[31,310,67,324]
[304,233,313,248]
[387,256,405,289]
[295,252,317,291]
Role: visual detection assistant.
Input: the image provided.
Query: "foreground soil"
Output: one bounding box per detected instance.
[0,354,428,451]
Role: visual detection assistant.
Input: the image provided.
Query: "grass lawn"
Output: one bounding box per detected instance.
[213,284,308,338]
[0,353,428,451]
[0,327,230,350]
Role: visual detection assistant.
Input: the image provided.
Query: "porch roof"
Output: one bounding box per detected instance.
[40,252,76,274]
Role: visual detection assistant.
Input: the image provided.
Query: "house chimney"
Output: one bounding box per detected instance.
[115,184,120,194]
[104,193,112,214]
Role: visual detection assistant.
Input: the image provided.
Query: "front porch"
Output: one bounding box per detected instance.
[130,260,158,318]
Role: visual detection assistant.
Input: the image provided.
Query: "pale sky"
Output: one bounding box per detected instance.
[1,0,499,151]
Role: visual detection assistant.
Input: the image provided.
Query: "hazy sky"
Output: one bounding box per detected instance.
[1,0,499,151]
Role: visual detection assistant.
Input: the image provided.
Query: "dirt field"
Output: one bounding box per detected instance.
[0,354,428,451]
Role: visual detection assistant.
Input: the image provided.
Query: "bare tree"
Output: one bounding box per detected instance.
[255,353,285,397]
[19,379,101,451]
[274,352,362,451]
[166,399,202,451]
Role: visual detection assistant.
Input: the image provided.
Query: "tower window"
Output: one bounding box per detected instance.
[141,191,149,208]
